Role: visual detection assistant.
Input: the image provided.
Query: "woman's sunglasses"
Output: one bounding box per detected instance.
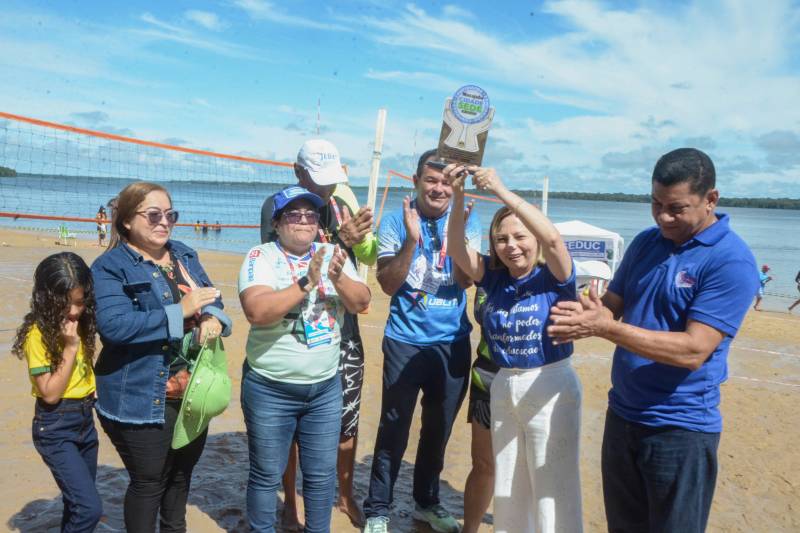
[282,210,320,225]
[136,209,179,225]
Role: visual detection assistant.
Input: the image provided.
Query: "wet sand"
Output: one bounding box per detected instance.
[0,228,798,532]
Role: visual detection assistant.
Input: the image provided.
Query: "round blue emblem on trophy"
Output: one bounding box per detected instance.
[450,85,490,125]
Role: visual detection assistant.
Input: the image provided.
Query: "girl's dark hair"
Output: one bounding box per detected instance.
[107,181,172,250]
[12,252,96,369]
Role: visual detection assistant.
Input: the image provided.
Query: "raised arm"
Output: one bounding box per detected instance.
[467,165,572,283]
[444,166,484,282]
[376,196,419,296]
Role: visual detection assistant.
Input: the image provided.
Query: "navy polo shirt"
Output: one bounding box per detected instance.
[607,213,758,432]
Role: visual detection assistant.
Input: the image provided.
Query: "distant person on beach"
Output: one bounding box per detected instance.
[106,196,118,242]
[214,221,221,233]
[753,264,772,311]
[446,164,582,532]
[195,220,201,232]
[92,181,231,531]
[363,149,481,533]
[789,270,800,312]
[12,252,102,532]
[96,205,107,247]
[202,219,209,235]
[260,139,377,528]
[240,186,370,532]
[548,148,759,533]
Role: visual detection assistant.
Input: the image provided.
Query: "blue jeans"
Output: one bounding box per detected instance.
[241,363,342,533]
[32,397,102,533]
[602,408,720,533]
[363,336,471,518]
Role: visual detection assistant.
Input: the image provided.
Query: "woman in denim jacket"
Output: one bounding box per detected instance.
[91,181,231,532]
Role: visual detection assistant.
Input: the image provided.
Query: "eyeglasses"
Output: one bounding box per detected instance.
[136,209,179,225]
[282,210,320,225]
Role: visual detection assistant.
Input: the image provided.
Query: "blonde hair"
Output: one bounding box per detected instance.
[487,206,544,270]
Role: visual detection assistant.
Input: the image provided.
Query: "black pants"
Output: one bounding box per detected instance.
[363,335,471,517]
[602,409,720,533]
[100,400,208,533]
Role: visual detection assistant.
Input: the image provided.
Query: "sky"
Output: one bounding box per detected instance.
[1,0,799,197]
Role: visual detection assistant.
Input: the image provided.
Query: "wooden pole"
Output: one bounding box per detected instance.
[360,108,387,281]
[542,175,550,216]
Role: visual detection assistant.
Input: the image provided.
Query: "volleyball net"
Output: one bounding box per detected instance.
[0,111,539,253]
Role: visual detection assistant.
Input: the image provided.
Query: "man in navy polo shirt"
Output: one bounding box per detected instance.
[363,149,481,533]
[548,148,758,532]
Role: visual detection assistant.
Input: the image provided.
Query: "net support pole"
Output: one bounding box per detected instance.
[359,108,387,281]
[542,174,550,216]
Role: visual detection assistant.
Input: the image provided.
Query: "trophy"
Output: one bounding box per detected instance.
[434,85,495,167]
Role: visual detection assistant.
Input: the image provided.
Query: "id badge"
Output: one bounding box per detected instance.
[407,254,428,290]
[420,268,441,294]
[302,300,334,348]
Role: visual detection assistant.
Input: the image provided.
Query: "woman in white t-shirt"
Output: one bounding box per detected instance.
[238,186,370,532]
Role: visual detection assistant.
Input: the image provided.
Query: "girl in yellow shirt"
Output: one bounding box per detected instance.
[12,252,102,532]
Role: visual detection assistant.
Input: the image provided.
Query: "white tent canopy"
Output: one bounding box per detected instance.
[555,220,625,279]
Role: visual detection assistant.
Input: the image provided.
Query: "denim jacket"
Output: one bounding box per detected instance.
[91,240,232,424]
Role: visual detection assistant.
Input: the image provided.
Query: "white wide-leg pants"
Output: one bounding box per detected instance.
[490,358,583,533]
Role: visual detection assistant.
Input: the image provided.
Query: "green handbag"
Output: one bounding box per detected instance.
[171,336,232,449]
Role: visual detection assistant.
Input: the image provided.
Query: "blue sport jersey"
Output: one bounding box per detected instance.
[606,213,758,432]
[377,201,481,345]
[477,255,576,368]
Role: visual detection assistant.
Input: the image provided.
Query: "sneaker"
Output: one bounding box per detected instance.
[364,515,390,533]
[412,503,460,533]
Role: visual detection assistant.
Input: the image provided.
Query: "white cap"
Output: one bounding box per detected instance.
[296,139,348,186]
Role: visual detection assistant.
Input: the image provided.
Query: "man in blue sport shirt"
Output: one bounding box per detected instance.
[547,148,759,532]
[363,149,481,533]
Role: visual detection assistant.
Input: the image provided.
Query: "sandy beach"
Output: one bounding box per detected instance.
[0,227,798,532]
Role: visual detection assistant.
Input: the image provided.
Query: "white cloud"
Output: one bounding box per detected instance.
[184,10,227,32]
[442,5,475,20]
[137,13,260,59]
[232,0,351,32]
[347,1,800,193]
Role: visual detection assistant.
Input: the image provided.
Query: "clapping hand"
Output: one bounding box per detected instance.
[181,287,220,318]
[306,246,327,286]
[402,195,420,244]
[328,245,348,283]
[338,207,374,248]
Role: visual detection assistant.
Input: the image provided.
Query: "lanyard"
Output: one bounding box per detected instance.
[415,202,449,271]
[318,197,344,244]
[276,242,326,298]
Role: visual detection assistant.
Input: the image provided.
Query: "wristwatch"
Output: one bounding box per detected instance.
[297,275,313,293]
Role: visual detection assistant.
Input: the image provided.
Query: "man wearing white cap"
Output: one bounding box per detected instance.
[260,139,376,528]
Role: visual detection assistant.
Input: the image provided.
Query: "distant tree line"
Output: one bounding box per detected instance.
[0,165,16,177]
[351,184,799,210]
[537,191,800,210]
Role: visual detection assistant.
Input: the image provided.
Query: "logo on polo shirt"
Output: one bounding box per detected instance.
[675,270,697,288]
